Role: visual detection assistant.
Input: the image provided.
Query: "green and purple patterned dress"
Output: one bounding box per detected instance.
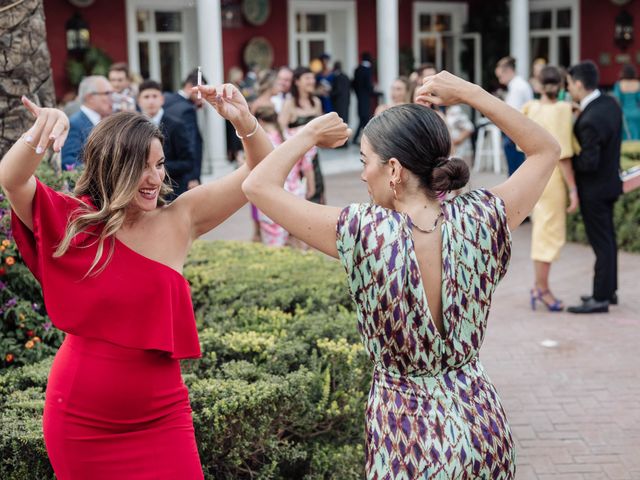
[336,189,515,479]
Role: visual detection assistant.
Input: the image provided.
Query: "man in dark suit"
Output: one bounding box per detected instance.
[61,75,113,169]
[164,69,205,190]
[352,52,375,144]
[331,61,351,126]
[566,60,623,314]
[138,80,197,198]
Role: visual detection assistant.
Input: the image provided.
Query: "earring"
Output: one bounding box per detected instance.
[390,181,398,200]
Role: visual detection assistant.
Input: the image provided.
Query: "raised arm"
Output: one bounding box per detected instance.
[172,84,274,238]
[0,97,69,230]
[416,72,561,229]
[242,113,350,258]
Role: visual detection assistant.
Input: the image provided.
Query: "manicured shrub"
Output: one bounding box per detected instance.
[184,241,353,318]
[566,189,640,253]
[0,241,370,478]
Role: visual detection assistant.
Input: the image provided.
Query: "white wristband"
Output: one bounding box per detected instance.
[235,117,259,140]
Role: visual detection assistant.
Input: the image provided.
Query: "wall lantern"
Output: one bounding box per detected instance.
[614,10,634,51]
[65,13,90,54]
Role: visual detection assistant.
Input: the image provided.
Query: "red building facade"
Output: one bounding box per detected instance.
[44,0,640,100]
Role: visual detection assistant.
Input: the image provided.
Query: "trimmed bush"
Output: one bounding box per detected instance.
[184,241,353,318]
[566,188,640,253]
[0,243,370,479]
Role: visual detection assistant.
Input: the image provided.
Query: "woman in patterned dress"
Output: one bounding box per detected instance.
[243,71,560,479]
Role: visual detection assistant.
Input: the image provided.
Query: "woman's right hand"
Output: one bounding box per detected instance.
[414,71,478,108]
[303,112,351,148]
[21,96,70,153]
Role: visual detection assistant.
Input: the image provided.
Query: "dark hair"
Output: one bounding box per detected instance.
[59,112,169,275]
[183,68,207,87]
[291,66,315,108]
[108,62,130,77]
[363,104,469,196]
[361,52,372,62]
[496,56,516,71]
[621,63,637,80]
[138,79,163,94]
[538,65,562,100]
[568,60,599,90]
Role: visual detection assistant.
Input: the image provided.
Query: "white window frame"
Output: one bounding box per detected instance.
[412,1,468,73]
[287,0,357,73]
[126,0,193,87]
[294,13,331,67]
[529,0,580,67]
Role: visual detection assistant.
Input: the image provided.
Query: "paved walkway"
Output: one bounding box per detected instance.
[201,149,640,479]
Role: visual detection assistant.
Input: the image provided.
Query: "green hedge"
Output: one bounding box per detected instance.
[0,242,370,479]
[184,241,354,318]
[567,188,640,253]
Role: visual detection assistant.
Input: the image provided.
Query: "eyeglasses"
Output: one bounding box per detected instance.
[91,91,115,97]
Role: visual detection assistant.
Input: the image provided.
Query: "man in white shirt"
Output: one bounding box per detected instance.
[565,61,622,313]
[495,56,534,175]
[61,75,113,169]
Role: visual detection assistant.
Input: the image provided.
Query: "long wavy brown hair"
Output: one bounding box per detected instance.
[54,112,170,275]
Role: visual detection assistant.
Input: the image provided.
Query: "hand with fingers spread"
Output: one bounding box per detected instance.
[192,83,251,126]
[303,112,352,149]
[414,71,478,109]
[21,96,70,154]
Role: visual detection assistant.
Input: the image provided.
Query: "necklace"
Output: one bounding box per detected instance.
[410,211,444,234]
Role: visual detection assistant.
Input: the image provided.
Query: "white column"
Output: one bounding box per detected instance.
[510,0,529,79]
[197,0,228,178]
[376,0,399,105]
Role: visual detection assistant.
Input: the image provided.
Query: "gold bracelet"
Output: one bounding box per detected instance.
[234,117,259,140]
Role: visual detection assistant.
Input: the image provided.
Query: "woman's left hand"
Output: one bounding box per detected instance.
[303,112,351,148]
[567,189,579,213]
[193,83,250,125]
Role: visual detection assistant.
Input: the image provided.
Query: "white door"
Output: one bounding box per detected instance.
[413,2,466,71]
[126,0,198,91]
[288,1,357,76]
[529,0,580,68]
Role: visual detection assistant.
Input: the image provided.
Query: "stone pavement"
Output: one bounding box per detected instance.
[201,148,640,479]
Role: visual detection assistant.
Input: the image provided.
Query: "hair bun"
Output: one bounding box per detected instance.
[430,157,470,192]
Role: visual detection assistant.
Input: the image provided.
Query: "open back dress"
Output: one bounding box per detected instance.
[336,189,516,479]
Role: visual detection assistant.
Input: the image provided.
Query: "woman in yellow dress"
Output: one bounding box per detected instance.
[522,65,579,311]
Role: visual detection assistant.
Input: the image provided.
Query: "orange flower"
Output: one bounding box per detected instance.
[5,257,15,266]
[5,353,14,362]
[0,246,5,252]
[33,336,41,343]
[1,239,9,247]
[25,340,35,349]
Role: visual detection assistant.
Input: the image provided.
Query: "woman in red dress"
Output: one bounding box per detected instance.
[0,84,273,479]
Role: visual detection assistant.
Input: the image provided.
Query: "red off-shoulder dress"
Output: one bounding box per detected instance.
[11,179,204,479]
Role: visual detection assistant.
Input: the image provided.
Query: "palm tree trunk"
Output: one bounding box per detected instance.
[0,0,56,158]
